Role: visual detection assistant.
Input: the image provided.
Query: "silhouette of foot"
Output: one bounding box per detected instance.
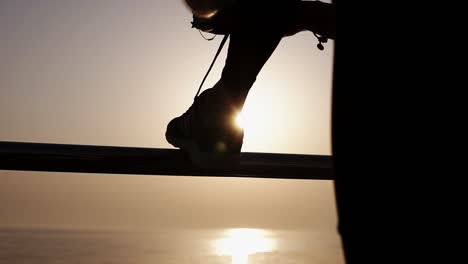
[166,88,244,168]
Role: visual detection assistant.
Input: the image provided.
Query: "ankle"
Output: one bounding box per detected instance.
[211,84,248,109]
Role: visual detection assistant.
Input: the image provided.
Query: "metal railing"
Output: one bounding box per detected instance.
[0,141,333,180]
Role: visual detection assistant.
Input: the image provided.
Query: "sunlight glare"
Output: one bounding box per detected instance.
[214,228,276,264]
[235,111,244,129]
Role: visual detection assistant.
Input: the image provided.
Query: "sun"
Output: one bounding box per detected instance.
[234,111,245,129]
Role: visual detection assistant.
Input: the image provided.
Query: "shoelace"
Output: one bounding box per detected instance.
[194,34,230,101]
[178,34,229,136]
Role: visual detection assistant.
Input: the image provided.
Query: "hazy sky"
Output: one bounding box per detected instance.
[0,0,335,231]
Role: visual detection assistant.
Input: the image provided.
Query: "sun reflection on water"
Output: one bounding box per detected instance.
[213,229,276,264]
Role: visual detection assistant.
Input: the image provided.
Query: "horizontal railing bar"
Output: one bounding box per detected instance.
[0,141,333,180]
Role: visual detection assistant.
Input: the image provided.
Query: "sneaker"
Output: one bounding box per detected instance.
[165,88,244,168]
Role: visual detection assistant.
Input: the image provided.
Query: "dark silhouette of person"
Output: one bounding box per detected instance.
[166,0,336,168]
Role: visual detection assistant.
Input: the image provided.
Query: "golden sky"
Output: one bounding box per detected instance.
[0,0,335,231]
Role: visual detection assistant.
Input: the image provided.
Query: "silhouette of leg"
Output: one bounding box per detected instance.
[215,31,283,107]
[213,1,335,108]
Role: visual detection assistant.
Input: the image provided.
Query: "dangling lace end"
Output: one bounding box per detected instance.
[314,32,328,51]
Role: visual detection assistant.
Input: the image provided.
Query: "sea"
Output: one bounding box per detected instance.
[0,227,344,264]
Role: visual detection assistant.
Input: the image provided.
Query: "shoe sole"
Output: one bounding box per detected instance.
[166,135,240,169]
